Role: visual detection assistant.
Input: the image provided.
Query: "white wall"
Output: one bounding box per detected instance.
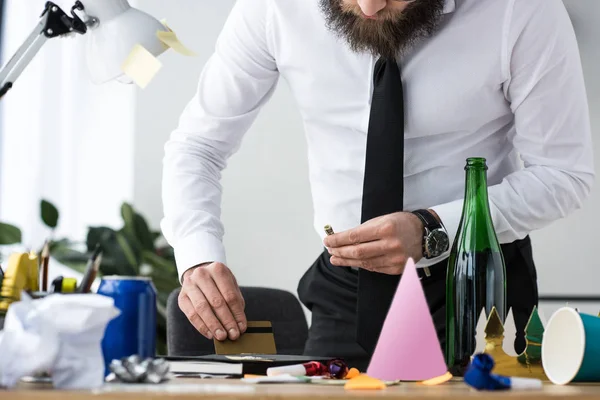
[0,0,136,248]
[130,0,320,299]
[130,0,600,307]
[531,0,600,297]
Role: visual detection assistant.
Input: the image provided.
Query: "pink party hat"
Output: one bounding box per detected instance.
[366,258,447,381]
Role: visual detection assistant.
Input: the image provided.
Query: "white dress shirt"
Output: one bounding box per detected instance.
[161,0,594,281]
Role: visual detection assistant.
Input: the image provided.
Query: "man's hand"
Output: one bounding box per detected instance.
[178,262,247,341]
[323,212,423,275]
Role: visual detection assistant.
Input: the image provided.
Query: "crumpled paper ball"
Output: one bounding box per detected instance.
[0,292,120,389]
[107,355,170,384]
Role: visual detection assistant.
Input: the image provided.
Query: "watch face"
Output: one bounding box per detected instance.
[426,229,449,257]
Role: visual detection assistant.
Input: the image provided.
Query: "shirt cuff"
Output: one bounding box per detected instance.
[174,232,227,284]
[420,198,464,266]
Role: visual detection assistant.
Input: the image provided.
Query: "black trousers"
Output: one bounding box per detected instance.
[297,236,539,371]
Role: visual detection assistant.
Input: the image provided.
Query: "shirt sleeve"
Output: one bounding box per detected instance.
[430,0,595,260]
[161,0,279,282]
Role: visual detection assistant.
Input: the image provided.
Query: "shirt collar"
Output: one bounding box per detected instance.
[443,0,456,14]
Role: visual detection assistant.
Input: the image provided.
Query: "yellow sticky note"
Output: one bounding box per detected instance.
[344,374,386,390]
[346,368,360,379]
[160,19,172,31]
[157,28,196,56]
[121,44,162,89]
[418,371,453,386]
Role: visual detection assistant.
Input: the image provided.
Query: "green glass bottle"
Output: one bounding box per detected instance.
[445,157,507,376]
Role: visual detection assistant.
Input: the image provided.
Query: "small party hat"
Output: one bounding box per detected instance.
[366,258,447,381]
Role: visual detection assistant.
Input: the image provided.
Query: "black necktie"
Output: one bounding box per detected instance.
[356,57,405,355]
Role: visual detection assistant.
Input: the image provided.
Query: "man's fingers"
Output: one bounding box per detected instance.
[178,293,212,339]
[329,255,384,270]
[184,281,227,341]
[328,239,392,260]
[329,254,407,274]
[231,273,247,328]
[230,273,246,320]
[198,273,240,341]
[324,223,380,248]
[212,264,247,334]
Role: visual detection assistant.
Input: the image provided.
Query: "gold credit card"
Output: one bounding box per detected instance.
[213,321,277,355]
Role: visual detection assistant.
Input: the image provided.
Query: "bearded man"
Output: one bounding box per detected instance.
[162,0,593,371]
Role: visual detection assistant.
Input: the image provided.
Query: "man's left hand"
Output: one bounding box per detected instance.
[323,212,423,275]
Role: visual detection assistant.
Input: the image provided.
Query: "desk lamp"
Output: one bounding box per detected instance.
[0,0,169,99]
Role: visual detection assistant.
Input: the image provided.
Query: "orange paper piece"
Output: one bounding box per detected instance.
[344,375,386,390]
[418,372,453,386]
[367,258,448,381]
[346,368,360,379]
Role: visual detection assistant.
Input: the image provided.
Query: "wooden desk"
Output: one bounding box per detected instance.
[5,378,600,400]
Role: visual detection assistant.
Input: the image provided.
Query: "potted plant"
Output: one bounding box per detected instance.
[0,200,179,354]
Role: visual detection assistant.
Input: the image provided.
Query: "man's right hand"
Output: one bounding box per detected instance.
[178,262,247,341]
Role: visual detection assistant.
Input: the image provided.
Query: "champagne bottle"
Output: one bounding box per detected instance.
[445,157,506,376]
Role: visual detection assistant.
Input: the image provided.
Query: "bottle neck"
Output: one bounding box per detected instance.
[460,165,500,252]
[464,167,489,208]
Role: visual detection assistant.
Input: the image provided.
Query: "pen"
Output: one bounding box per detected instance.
[76,245,102,293]
[40,242,50,291]
[267,361,328,377]
[83,252,102,293]
[51,276,77,293]
[267,359,349,379]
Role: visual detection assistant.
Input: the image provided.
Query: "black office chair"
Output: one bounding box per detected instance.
[167,287,309,356]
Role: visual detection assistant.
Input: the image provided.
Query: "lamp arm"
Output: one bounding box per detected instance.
[0,1,92,100]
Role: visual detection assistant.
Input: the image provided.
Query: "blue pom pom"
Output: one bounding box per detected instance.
[464,354,510,391]
[471,353,494,373]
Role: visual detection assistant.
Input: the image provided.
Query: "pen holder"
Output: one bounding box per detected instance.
[99,277,157,376]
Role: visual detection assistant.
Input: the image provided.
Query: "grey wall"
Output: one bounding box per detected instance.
[130,1,600,313]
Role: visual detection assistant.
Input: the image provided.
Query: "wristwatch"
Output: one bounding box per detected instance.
[411,209,449,259]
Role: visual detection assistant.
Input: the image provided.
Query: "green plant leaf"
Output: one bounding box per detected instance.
[116,232,138,272]
[87,227,116,252]
[134,213,155,251]
[49,239,94,275]
[48,238,72,252]
[142,251,176,274]
[87,227,139,276]
[98,256,135,277]
[121,202,136,236]
[156,246,175,262]
[40,199,59,229]
[121,202,155,252]
[0,222,22,245]
[50,243,88,262]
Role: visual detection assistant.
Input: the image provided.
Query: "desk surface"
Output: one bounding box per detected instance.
[5,378,600,400]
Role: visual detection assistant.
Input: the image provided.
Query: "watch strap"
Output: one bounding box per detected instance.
[412,209,442,231]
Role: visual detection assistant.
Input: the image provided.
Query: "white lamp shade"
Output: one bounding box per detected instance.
[83,0,168,84]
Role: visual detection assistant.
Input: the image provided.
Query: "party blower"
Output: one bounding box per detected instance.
[0,0,189,99]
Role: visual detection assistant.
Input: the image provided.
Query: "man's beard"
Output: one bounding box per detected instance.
[319,0,445,59]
